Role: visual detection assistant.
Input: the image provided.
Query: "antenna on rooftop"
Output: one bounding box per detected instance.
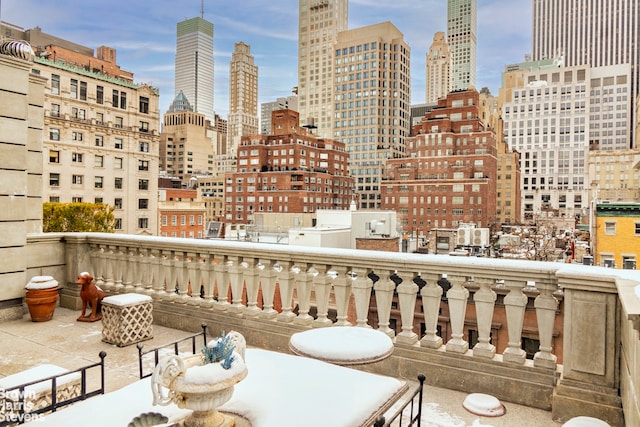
[201,0,204,18]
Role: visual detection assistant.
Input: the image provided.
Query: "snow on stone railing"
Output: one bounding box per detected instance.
[58,233,576,370]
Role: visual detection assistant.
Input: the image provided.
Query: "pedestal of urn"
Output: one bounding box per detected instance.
[152,353,247,427]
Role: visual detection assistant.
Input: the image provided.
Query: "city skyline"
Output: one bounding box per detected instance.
[1,0,531,118]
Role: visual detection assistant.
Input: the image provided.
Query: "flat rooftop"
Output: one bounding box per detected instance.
[0,307,561,426]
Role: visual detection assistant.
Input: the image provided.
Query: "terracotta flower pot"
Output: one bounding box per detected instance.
[25,276,59,322]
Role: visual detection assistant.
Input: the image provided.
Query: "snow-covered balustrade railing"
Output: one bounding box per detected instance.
[76,233,565,368]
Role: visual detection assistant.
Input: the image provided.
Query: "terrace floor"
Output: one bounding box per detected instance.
[0,307,562,426]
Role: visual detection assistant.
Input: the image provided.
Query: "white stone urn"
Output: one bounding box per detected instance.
[151,333,247,427]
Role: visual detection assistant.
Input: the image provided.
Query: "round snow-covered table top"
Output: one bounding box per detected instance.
[289,326,394,365]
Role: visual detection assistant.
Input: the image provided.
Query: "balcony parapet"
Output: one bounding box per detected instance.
[24,232,638,426]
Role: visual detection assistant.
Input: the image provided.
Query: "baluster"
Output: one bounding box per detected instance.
[185,252,200,305]
[312,264,333,327]
[227,256,245,314]
[158,249,175,300]
[113,246,125,292]
[103,245,115,291]
[213,255,229,310]
[373,270,396,337]
[332,267,351,326]
[244,259,261,318]
[533,281,559,369]
[123,247,135,292]
[200,252,215,306]
[472,277,497,359]
[445,274,469,353]
[351,267,373,328]
[276,261,296,323]
[502,279,529,364]
[137,248,151,293]
[173,252,189,302]
[258,258,278,320]
[148,249,162,297]
[293,264,313,327]
[90,245,104,287]
[420,274,443,349]
[395,270,419,345]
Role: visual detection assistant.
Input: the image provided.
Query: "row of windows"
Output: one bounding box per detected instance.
[50,74,150,113]
[160,215,204,226]
[49,173,149,190]
[49,130,150,152]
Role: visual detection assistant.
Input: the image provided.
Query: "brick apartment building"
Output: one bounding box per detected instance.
[158,186,206,239]
[381,89,498,235]
[226,109,354,224]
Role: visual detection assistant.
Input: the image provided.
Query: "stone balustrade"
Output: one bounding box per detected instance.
[25,232,640,426]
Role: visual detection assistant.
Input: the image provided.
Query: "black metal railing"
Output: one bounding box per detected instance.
[136,323,208,379]
[0,351,106,426]
[373,374,425,427]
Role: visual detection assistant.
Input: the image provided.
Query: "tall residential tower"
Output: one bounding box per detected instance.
[425,31,451,103]
[447,0,477,91]
[175,17,215,122]
[297,0,348,138]
[228,42,259,152]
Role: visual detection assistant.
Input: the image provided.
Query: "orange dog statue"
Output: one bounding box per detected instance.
[76,272,106,322]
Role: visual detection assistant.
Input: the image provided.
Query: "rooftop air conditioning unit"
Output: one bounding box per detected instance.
[457,228,471,246]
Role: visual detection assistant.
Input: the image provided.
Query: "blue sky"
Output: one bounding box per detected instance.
[2,0,532,117]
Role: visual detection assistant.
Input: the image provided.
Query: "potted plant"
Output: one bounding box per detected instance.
[24,276,59,322]
[151,331,247,427]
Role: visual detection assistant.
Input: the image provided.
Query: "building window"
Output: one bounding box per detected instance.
[94,176,103,189]
[605,221,616,235]
[120,92,127,109]
[138,179,149,190]
[49,128,60,141]
[115,116,123,128]
[140,121,149,133]
[139,97,149,114]
[72,131,83,141]
[50,103,60,117]
[72,175,83,185]
[50,196,60,202]
[72,152,83,163]
[70,79,78,99]
[112,90,119,107]
[49,150,60,163]
[635,222,640,235]
[114,218,122,230]
[51,74,60,95]
[139,141,149,152]
[114,177,123,189]
[114,198,123,209]
[95,135,104,146]
[79,81,87,100]
[49,173,60,186]
[115,138,123,149]
[138,199,149,209]
[181,215,186,225]
[95,155,104,167]
[138,218,148,229]
[72,196,83,203]
[138,160,149,171]
[96,85,104,104]
[114,157,123,169]
[171,215,177,226]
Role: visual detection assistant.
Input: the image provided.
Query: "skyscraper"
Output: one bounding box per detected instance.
[298,0,348,139]
[175,17,215,122]
[447,0,477,91]
[532,0,640,147]
[228,42,258,154]
[425,31,452,104]
[334,22,411,209]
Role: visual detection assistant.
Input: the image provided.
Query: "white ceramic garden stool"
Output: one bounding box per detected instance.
[101,293,153,347]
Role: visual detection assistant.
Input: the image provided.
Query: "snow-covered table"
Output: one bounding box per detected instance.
[288,326,394,365]
[101,293,153,347]
[23,348,407,427]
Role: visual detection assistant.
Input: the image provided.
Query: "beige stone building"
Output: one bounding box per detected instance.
[298,0,348,138]
[160,92,218,184]
[425,31,451,104]
[25,43,161,234]
[588,149,640,203]
[195,174,226,224]
[333,21,411,209]
[228,42,258,154]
